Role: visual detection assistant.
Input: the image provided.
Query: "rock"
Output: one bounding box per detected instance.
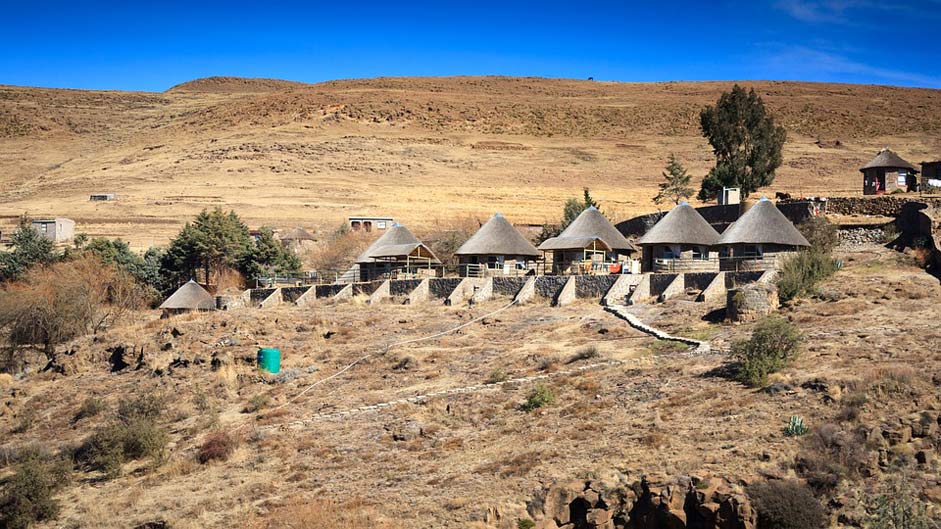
[885,425,912,446]
[922,486,941,505]
[387,420,423,442]
[916,450,931,466]
[727,283,779,322]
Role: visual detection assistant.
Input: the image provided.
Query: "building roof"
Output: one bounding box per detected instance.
[356,223,440,264]
[279,227,315,241]
[159,280,215,310]
[637,203,720,246]
[538,206,637,252]
[860,148,918,172]
[455,213,540,257]
[717,197,810,247]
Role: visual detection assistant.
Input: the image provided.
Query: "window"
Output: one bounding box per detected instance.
[40,224,48,233]
[897,169,907,186]
[692,246,707,260]
[662,246,675,259]
[743,244,763,258]
[377,221,387,229]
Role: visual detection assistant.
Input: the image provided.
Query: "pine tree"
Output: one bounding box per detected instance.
[653,154,694,206]
[698,85,786,200]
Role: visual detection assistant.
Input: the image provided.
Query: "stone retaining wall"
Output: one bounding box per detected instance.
[574,275,619,298]
[821,196,941,217]
[534,276,569,298]
[315,284,348,298]
[492,276,530,296]
[648,273,679,297]
[353,281,383,296]
[428,278,462,299]
[390,279,423,296]
[250,288,276,304]
[281,286,311,303]
[725,271,764,289]
[683,272,717,291]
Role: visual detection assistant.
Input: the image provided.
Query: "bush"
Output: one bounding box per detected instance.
[521,384,555,412]
[75,392,168,478]
[567,345,600,364]
[197,431,237,464]
[748,480,826,529]
[517,519,536,529]
[797,216,838,254]
[776,250,839,303]
[0,452,71,529]
[794,423,870,494]
[72,396,106,423]
[486,368,509,384]
[784,415,809,437]
[731,316,802,387]
[868,475,939,529]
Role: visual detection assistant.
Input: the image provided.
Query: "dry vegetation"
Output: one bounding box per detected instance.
[0,244,939,527]
[1,77,940,250]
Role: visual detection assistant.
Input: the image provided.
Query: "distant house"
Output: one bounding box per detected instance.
[921,161,941,191]
[278,227,316,253]
[637,203,720,273]
[349,216,394,232]
[31,218,75,243]
[537,206,637,275]
[355,223,439,281]
[860,148,918,195]
[454,213,540,277]
[89,193,116,201]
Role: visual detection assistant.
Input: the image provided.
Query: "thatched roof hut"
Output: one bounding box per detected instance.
[279,227,315,241]
[455,213,539,257]
[356,223,439,264]
[637,203,720,246]
[159,280,215,312]
[538,207,636,252]
[717,198,810,247]
[860,148,917,172]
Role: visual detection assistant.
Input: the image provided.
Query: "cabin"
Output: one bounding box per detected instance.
[454,213,540,277]
[279,227,316,253]
[159,280,215,316]
[861,148,918,195]
[31,218,75,243]
[355,223,439,281]
[637,203,720,273]
[717,197,810,271]
[921,161,941,191]
[537,206,637,275]
[349,216,395,232]
[89,193,116,201]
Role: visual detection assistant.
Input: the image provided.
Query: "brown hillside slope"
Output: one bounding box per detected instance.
[0,77,939,249]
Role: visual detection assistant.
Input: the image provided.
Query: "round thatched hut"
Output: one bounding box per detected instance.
[355,223,439,281]
[860,147,918,195]
[454,213,540,277]
[537,206,637,275]
[637,202,720,273]
[159,280,215,316]
[716,197,809,271]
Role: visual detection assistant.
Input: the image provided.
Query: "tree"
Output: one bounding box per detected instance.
[0,218,58,281]
[653,154,694,206]
[698,85,786,200]
[160,208,253,287]
[241,227,302,279]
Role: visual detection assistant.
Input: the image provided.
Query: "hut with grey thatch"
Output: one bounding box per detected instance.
[159,280,215,316]
[278,227,316,254]
[717,197,809,271]
[637,202,721,273]
[356,223,439,281]
[861,147,918,195]
[538,206,637,275]
[454,213,540,276]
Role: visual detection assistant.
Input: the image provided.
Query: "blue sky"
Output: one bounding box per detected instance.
[2,1,939,91]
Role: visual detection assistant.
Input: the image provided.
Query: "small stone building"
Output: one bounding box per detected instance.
[31,218,75,243]
[921,161,941,191]
[278,227,316,254]
[159,280,215,316]
[356,223,439,281]
[861,148,918,195]
[454,213,540,277]
[637,203,720,273]
[537,206,637,275]
[349,216,394,232]
[717,197,810,271]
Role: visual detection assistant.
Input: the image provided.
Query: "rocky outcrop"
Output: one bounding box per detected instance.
[727,283,779,322]
[527,477,755,529]
[820,196,941,217]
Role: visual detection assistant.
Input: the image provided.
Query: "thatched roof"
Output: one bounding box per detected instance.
[356,224,440,264]
[279,227,315,241]
[860,148,918,172]
[538,207,637,252]
[455,213,539,257]
[159,280,215,311]
[637,203,720,246]
[717,198,810,247]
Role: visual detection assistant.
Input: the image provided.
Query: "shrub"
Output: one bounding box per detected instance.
[197,431,237,464]
[0,452,71,529]
[74,392,167,478]
[521,384,555,412]
[567,345,600,364]
[72,396,106,423]
[776,250,839,303]
[517,519,536,529]
[798,216,839,254]
[731,316,801,387]
[486,368,509,384]
[747,480,826,529]
[244,394,270,413]
[784,415,809,437]
[868,475,939,529]
[794,423,870,494]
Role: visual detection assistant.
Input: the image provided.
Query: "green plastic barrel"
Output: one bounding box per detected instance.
[257,347,281,374]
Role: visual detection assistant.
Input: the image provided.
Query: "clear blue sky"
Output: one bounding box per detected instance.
[2,1,940,91]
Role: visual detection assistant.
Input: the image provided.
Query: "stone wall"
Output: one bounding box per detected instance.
[428,278,462,299]
[648,273,678,297]
[280,286,311,303]
[822,196,941,217]
[574,275,619,298]
[249,288,276,304]
[492,276,529,296]
[725,271,764,289]
[314,284,347,298]
[390,279,423,296]
[534,276,569,298]
[353,281,383,296]
[684,272,717,291]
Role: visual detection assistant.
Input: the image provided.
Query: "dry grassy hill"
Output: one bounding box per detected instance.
[1,76,940,249]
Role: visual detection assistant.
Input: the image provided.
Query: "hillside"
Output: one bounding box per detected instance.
[1,76,940,249]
